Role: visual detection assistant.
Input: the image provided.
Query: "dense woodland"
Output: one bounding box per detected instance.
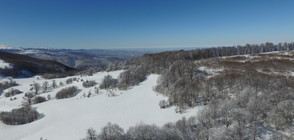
[90,42,294,139]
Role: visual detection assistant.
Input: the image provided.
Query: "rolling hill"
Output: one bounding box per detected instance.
[0,51,76,78]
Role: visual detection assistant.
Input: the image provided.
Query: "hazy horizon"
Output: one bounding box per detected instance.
[0,44,208,52]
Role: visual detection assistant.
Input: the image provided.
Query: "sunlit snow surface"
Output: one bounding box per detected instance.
[0,70,202,140]
[0,59,11,69]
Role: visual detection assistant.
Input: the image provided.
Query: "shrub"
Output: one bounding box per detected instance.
[0,79,18,91]
[25,92,35,99]
[66,78,73,84]
[82,80,97,88]
[33,96,47,104]
[55,86,79,99]
[100,75,118,89]
[159,100,169,109]
[0,105,40,125]
[59,81,64,86]
[4,88,22,97]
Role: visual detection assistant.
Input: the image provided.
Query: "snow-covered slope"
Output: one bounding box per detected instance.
[0,45,21,50]
[0,59,11,70]
[0,70,201,140]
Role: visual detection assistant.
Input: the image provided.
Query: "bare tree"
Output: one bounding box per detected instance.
[52,80,57,89]
[100,75,118,90]
[99,122,125,140]
[126,123,160,140]
[42,81,49,93]
[82,128,98,140]
[33,83,41,95]
[94,87,99,94]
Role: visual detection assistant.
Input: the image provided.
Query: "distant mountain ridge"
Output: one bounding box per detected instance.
[0,46,146,69]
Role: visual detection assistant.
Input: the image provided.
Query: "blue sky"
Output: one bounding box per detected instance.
[0,0,294,49]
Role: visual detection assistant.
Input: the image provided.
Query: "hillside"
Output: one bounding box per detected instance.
[105,47,294,139]
[0,51,76,78]
[0,47,293,139]
[0,70,200,140]
[0,47,147,69]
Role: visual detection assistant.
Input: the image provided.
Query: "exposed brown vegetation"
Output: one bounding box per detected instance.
[103,42,294,139]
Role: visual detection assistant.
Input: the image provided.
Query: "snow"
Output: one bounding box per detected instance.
[0,45,22,50]
[19,50,39,54]
[198,66,223,78]
[0,45,15,50]
[0,59,12,69]
[0,70,202,140]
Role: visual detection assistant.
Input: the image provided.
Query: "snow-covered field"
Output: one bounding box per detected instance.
[0,70,202,140]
